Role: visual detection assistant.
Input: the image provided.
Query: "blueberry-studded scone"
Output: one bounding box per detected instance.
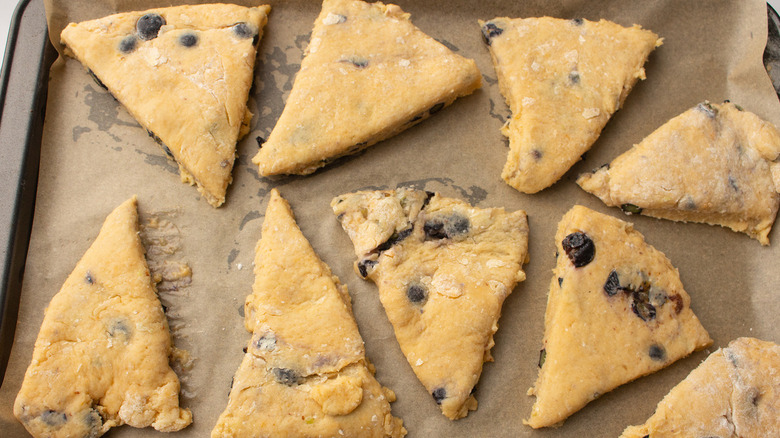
[332,188,529,419]
[253,0,481,176]
[578,101,780,245]
[621,337,780,438]
[526,205,711,428]
[13,197,191,438]
[479,17,661,193]
[60,4,271,207]
[212,189,405,437]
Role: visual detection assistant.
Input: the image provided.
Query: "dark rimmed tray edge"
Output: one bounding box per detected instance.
[0,0,57,380]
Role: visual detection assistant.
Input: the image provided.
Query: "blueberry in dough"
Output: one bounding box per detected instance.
[136,13,165,41]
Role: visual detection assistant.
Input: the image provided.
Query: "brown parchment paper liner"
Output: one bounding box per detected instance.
[1,0,779,436]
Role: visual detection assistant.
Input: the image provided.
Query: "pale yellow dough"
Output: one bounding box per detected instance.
[480,16,661,193]
[14,197,191,438]
[621,337,780,438]
[212,189,405,438]
[60,4,270,207]
[578,101,780,245]
[253,0,481,176]
[332,188,529,419]
[526,205,711,428]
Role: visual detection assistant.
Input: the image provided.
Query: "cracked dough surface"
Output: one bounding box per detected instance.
[480,16,660,193]
[621,337,780,438]
[332,188,529,420]
[578,101,780,244]
[211,189,405,437]
[526,205,711,428]
[60,4,270,207]
[253,0,481,176]
[13,197,191,438]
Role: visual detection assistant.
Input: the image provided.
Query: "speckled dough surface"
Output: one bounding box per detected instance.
[60,4,270,207]
[480,16,661,193]
[212,189,405,437]
[526,205,711,428]
[332,188,529,419]
[13,197,191,438]
[621,337,780,438]
[253,0,481,176]
[577,101,780,245]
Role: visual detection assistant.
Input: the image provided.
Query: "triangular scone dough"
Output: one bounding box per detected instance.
[578,101,780,245]
[621,337,780,438]
[60,4,271,207]
[332,188,529,419]
[479,17,661,193]
[212,189,405,438]
[14,197,191,438]
[526,205,711,428]
[253,0,481,176]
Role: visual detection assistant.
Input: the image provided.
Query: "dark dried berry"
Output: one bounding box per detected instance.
[557,277,563,287]
[572,18,584,26]
[233,22,257,40]
[481,22,503,45]
[538,348,546,368]
[146,129,162,145]
[374,227,413,253]
[40,410,67,426]
[84,408,103,430]
[256,136,266,149]
[568,71,580,85]
[668,294,684,314]
[108,319,132,340]
[531,149,543,160]
[620,203,643,214]
[632,299,656,322]
[648,344,666,361]
[424,214,470,240]
[562,232,595,268]
[136,13,165,41]
[421,191,436,210]
[406,283,428,304]
[424,220,446,239]
[254,333,277,351]
[118,35,137,53]
[179,33,198,47]
[340,56,369,68]
[272,367,300,386]
[85,271,95,285]
[357,259,377,278]
[432,387,447,404]
[409,114,423,124]
[697,102,717,118]
[428,102,445,115]
[604,270,621,296]
[242,347,247,353]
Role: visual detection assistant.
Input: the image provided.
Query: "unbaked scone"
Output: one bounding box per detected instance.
[253,0,481,176]
[577,101,780,245]
[212,189,405,437]
[526,205,711,428]
[479,16,661,193]
[60,4,271,207]
[14,197,191,438]
[621,337,780,438]
[332,188,529,419]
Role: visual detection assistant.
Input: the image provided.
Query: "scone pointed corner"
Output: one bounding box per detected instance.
[576,101,780,245]
[60,4,272,208]
[212,188,405,438]
[14,197,192,438]
[331,188,529,420]
[480,16,661,194]
[252,0,481,177]
[525,205,710,429]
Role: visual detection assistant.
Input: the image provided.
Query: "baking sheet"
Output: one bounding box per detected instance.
[1,0,779,436]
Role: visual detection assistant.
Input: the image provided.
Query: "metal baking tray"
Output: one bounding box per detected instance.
[1,0,779,384]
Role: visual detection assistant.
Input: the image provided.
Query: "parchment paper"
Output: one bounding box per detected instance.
[1,0,779,436]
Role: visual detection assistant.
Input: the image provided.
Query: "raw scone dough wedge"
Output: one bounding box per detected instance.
[332,188,529,419]
[621,337,780,438]
[212,189,405,437]
[526,205,711,428]
[60,4,271,207]
[14,197,191,438]
[253,0,481,176]
[578,101,780,245]
[480,16,661,193]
